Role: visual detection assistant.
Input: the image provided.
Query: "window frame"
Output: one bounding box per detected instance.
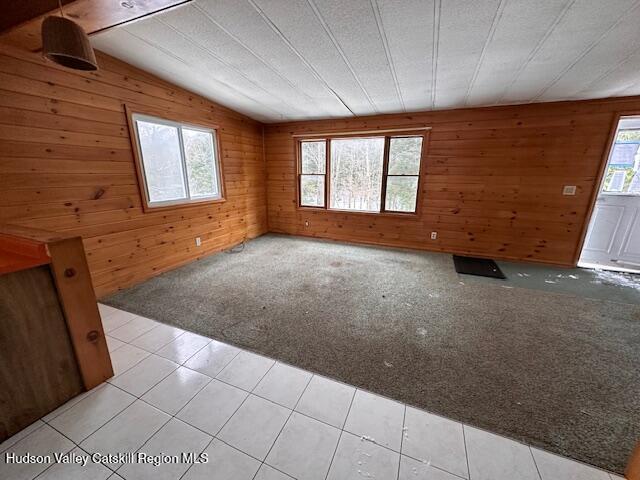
[296,129,429,216]
[126,106,225,212]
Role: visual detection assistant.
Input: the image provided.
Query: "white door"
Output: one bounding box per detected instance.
[579,116,640,272]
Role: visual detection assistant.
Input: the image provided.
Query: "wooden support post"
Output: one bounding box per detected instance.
[47,237,113,389]
[627,442,640,480]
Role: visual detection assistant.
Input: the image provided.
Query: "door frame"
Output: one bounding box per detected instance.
[572,111,640,266]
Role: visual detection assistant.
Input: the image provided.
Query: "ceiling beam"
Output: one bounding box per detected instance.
[0,0,193,52]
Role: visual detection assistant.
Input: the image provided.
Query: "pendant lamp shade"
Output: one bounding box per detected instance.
[42,16,98,71]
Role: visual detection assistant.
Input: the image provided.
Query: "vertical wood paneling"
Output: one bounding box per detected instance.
[0,45,267,297]
[265,99,640,265]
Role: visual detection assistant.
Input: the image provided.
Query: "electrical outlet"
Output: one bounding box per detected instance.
[431,231,437,240]
[195,237,202,247]
[562,185,577,196]
[305,220,310,227]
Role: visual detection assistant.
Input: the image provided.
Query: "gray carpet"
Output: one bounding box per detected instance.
[104,234,640,474]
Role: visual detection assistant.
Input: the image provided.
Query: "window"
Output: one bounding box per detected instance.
[602,124,640,195]
[298,132,426,214]
[131,113,223,209]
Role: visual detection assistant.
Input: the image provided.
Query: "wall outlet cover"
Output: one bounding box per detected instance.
[562,185,577,195]
[195,237,202,246]
[431,232,437,240]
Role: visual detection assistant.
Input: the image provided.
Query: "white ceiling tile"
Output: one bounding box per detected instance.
[434,0,503,109]
[194,0,351,118]
[91,29,278,122]
[92,0,640,122]
[540,4,640,101]
[466,0,571,106]
[376,0,435,112]
[501,0,638,103]
[309,0,402,113]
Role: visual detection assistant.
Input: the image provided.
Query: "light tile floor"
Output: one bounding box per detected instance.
[0,304,625,480]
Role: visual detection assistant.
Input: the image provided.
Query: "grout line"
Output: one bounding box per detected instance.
[257,365,315,478]
[321,383,359,479]
[462,423,471,480]
[11,306,625,480]
[397,405,407,479]
[529,446,544,480]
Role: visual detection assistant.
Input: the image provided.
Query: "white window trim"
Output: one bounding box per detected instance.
[131,113,223,209]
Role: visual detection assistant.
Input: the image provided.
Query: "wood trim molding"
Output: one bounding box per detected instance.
[124,104,227,213]
[0,0,193,52]
[627,441,640,480]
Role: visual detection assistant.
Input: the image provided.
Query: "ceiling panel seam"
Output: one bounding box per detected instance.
[463,0,508,106]
[245,0,356,116]
[531,0,640,102]
[305,0,380,114]
[120,28,283,119]
[495,0,576,105]
[155,17,305,117]
[369,0,405,112]
[575,43,640,98]
[191,3,318,106]
[431,0,441,109]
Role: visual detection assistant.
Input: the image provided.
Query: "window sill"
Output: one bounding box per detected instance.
[142,197,226,213]
[296,206,419,219]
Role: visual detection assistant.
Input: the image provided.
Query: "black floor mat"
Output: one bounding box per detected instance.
[453,255,506,279]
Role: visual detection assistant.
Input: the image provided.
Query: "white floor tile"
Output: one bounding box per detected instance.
[177,379,248,436]
[118,418,211,480]
[101,310,136,333]
[81,400,169,468]
[253,362,312,408]
[0,424,74,480]
[0,420,44,453]
[37,446,112,480]
[402,406,468,478]
[130,323,185,353]
[182,438,260,480]
[399,455,462,480]
[344,390,405,452]
[266,411,341,480]
[327,431,400,480]
[295,375,355,428]
[98,303,120,319]
[255,464,295,480]
[217,351,275,391]
[218,395,291,460]
[42,387,98,423]
[465,426,540,480]
[106,335,125,353]
[184,340,240,377]
[110,343,151,376]
[156,332,211,364]
[49,384,136,443]
[109,354,178,397]
[532,448,610,480]
[142,366,211,415]
[109,315,159,342]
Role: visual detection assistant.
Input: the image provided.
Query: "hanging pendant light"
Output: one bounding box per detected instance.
[42,0,98,71]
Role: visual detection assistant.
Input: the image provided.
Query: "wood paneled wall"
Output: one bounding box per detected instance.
[265,98,640,266]
[0,44,267,297]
